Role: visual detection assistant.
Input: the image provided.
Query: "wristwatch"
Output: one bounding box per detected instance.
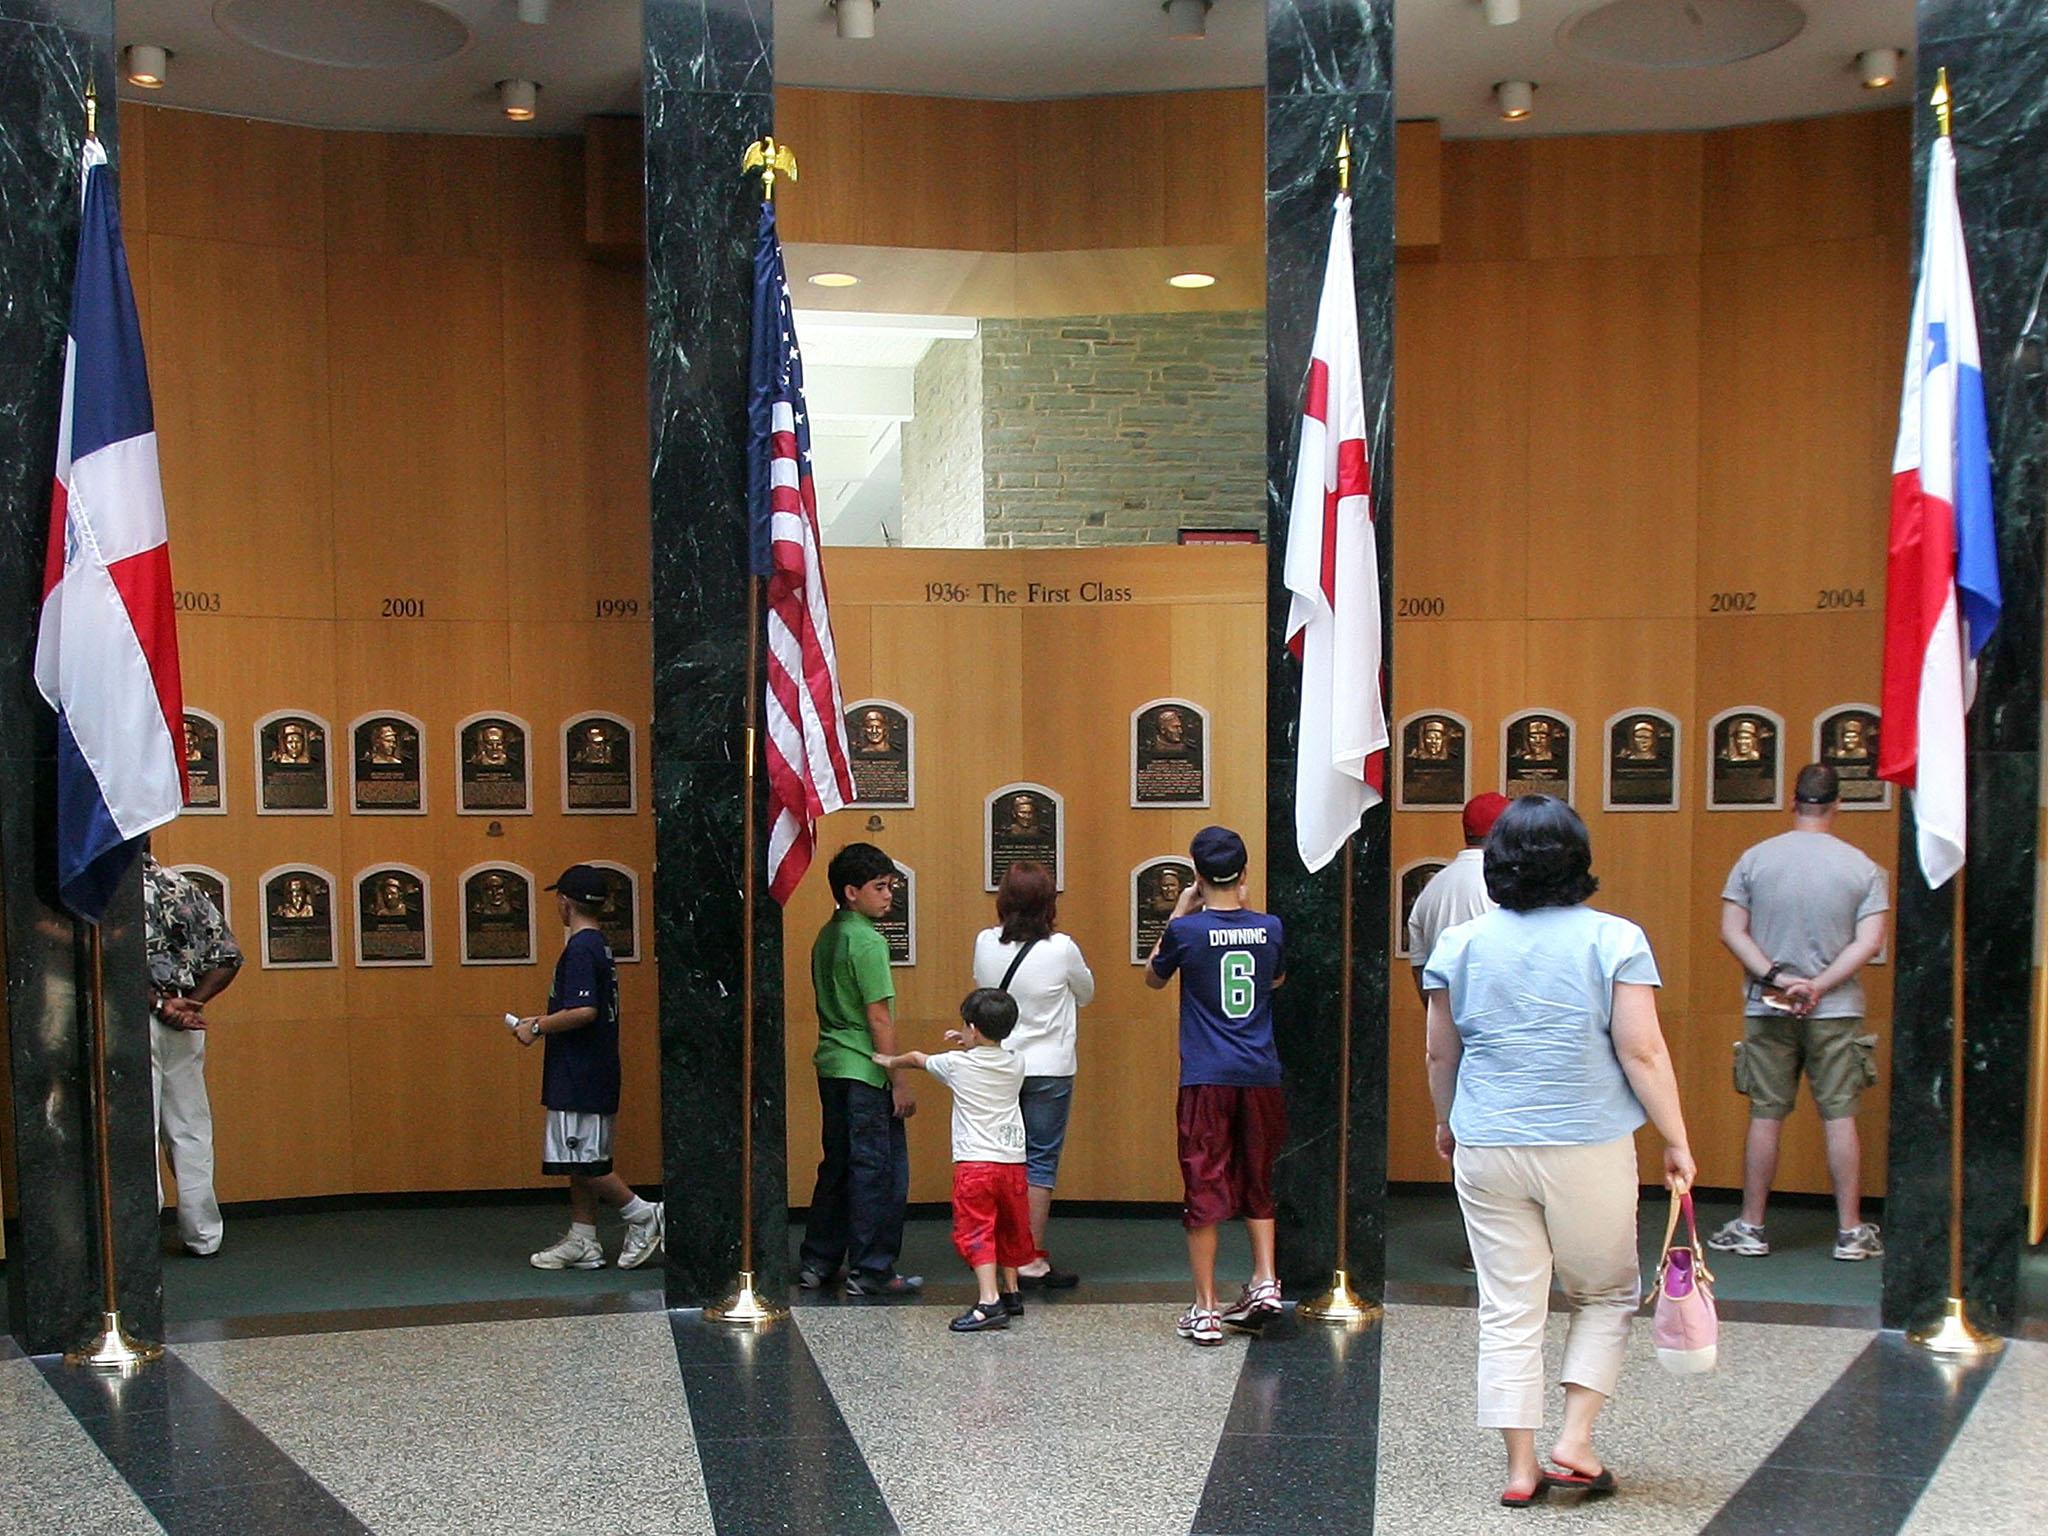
[1757,963,1784,988]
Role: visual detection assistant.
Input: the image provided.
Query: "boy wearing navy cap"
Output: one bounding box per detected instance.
[516,863,665,1271]
[1145,826,1287,1346]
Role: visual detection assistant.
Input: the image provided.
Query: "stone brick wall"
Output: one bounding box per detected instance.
[899,336,984,548]
[980,312,1265,546]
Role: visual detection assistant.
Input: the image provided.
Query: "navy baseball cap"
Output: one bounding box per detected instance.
[1190,825,1248,883]
[547,864,609,904]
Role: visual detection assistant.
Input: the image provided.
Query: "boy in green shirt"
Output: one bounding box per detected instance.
[798,843,923,1296]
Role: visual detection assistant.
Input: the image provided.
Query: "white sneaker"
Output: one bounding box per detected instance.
[530,1230,605,1270]
[1221,1279,1284,1332]
[1708,1219,1769,1257]
[618,1205,666,1270]
[1176,1305,1223,1346]
[1833,1223,1884,1261]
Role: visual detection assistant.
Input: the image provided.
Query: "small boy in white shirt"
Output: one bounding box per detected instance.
[873,988,1031,1333]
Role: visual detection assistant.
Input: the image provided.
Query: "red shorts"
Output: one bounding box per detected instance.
[952,1161,1034,1269]
[1177,1084,1287,1230]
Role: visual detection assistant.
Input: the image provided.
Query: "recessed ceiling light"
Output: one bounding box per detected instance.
[1495,80,1535,121]
[498,78,538,122]
[1481,0,1521,23]
[809,272,861,289]
[1164,0,1214,39]
[1856,48,1902,89]
[1168,272,1218,289]
[122,44,170,88]
[831,0,878,40]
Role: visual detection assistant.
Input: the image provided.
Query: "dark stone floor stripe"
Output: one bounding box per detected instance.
[1699,1332,2002,1536]
[1189,1309,1381,1535]
[36,1352,370,1535]
[670,1311,900,1536]
[165,1286,667,1344]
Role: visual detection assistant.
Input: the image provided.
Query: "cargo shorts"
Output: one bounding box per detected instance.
[1732,1014,1878,1121]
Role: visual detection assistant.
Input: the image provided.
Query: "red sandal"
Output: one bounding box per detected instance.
[1499,1476,1553,1508]
[1546,1466,1617,1496]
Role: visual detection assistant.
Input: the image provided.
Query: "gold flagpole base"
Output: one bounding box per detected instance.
[64,1311,164,1372]
[1294,1269,1382,1326]
[1907,1296,2005,1357]
[704,1271,787,1327]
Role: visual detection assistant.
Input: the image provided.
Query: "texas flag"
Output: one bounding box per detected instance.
[1283,190,1388,874]
[1879,133,2000,890]
[33,137,186,923]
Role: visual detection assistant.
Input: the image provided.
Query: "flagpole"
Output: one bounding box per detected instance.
[707,137,798,1328]
[1296,125,1380,1329]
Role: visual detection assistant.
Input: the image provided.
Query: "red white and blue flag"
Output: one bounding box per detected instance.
[1283,191,1387,874]
[34,138,186,923]
[749,200,853,904]
[1879,133,2000,890]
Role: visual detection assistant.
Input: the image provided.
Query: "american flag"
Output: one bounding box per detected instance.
[749,199,854,904]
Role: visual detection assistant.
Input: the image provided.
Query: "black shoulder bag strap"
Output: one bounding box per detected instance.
[998,937,1041,993]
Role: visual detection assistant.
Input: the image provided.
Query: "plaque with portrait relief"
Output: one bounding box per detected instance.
[845,700,914,809]
[457,713,531,815]
[350,712,425,815]
[562,714,636,815]
[876,861,916,967]
[1130,700,1209,808]
[1131,858,1197,965]
[1707,707,1783,810]
[985,783,1063,892]
[1603,709,1681,812]
[461,864,536,965]
[589,861,640,964]
[1502,711,1574,803]
[259,865,337,969]
[171,865,230,933]
[354,866,430,968]
[1815,705,1888,809]
[1395,861,1449,961]
[1397,711,1470,810]
[181,710,225,814]
[255,711,332,815]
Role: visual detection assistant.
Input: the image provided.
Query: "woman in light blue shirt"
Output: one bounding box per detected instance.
[1423,796,1695,1510]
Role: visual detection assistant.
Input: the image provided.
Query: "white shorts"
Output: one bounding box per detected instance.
[542,1110,615,1176]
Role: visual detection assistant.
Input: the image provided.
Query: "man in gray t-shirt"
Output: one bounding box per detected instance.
[1715,764,1889,1263]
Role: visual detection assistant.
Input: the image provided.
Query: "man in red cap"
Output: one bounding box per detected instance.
[1408,793,1509,998]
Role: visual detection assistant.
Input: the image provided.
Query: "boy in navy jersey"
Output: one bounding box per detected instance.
[1146,826,1286,1345]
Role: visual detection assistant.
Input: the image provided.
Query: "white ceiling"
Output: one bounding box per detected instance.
[113,1,1914,139]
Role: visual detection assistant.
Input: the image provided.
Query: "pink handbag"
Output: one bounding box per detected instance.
[1647,1189,1718,1375]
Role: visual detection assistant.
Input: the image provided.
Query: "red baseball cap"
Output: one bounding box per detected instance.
[1462,793,1510,841]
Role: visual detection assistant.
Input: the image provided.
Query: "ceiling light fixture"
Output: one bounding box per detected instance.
[517,0,551,23]
[831,0,878,40]
[1495,79,1535,121]
[1168,272,1218,289]
[498,78,539,121]
[808,272,861,288]
[1164,0,1213,41]
[1856,48,1902,90]
[1481,0,1520,24]
[122,43,170,88]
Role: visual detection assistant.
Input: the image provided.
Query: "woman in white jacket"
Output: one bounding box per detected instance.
[973,860,1095,1287]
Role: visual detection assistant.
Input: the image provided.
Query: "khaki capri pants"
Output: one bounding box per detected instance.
[1452,1136,1642,1430]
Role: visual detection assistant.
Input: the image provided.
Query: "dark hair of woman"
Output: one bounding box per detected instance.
[1482,795,1600,911]
[996,860,1057,944]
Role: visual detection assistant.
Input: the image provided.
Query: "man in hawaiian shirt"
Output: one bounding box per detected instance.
[143,854,244,1257]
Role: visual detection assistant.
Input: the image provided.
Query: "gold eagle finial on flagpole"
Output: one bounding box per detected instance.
[741,136,798,200]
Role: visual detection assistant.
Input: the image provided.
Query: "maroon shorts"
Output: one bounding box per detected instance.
[1176,1084,1287,1229]
[952,1161,1034,1269]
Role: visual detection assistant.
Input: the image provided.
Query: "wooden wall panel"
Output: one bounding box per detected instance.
[1526,132,1702,260]
[499,136,588,261]
[1704,110,1911,253]
[322,131,499,257]
[142,109,323,249]
[1018,96,1169,252]
[1162,89,1267,248]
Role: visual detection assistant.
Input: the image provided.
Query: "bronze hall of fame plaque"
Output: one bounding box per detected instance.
[1816,705,1889,810]
[255,710,331,815]
[588,861,640,964]
[1395,861,1448,961]
[1502,711,1574,803]
[260,865,337,969]
[461,864,536,965]
[181,709,225,814]
[351,712,425,815]
[1603,709,1681,813]
[1130,858,1196,965]
[985,783,1063,892]
[355,865,431,967]
[562,714,636,815]
[1708,707,1784,810]
[171,865,230,932]
[457,713,532,815]
[1130,699,1209,808]
[1396,711,1470,811]
[877,861,916,968]
[845,700,914,809]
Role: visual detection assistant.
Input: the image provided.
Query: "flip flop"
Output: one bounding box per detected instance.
[1499,1476,1552,1508]
[1546,1466,1617,1496]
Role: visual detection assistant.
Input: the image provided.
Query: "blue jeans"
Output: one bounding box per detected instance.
[1019,1075,1075,1190]
[800,1076,908,1280]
